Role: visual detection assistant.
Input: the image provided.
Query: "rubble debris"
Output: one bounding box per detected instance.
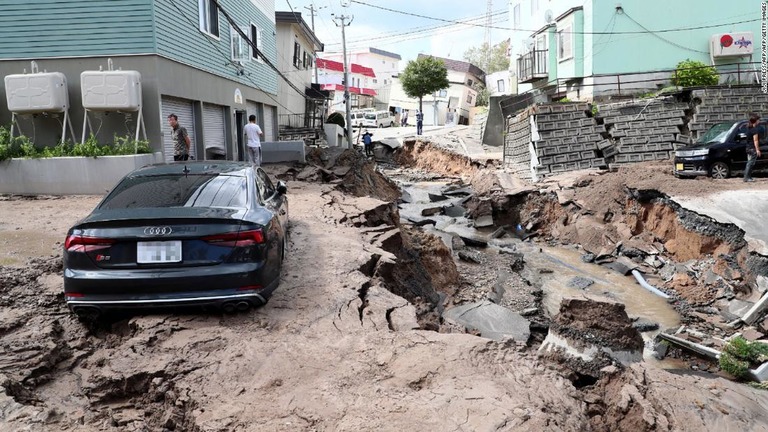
[442,300,531,343]
[457,250,481,264]
[442,204,466,218]
[741,290,768,325]
[539,299,644,375]
[567,276,595,290]
[421,207,441,217]
[428,193,448,202]
[657,332,720,360]
[473,215,494,228]
[632,318,660,332]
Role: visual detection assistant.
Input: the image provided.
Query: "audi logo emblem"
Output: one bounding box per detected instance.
[144,226,173,236]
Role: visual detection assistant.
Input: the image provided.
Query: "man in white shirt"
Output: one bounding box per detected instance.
[243,114,264,166]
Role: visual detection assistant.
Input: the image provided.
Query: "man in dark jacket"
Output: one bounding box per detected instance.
[744,112,764,182]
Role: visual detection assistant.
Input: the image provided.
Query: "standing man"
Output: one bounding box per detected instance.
[362,129,374,157]
[744,112,764,182]
[244,114,264,167]
[416,110,424,135]
[168,114,190,161]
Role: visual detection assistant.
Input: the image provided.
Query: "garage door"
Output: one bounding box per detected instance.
[246,100,261,125]
[203,103,226,159]
[263,104,276,141]
[161,96,197,162]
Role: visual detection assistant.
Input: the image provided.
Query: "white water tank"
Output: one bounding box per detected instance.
[4,72,69,114]
[81,70,142,111]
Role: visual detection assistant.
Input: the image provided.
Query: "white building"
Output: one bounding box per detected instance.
[275,11,324,129]
[322,47,401,109]
[316,57,378,113]
[390,55,485,126]
[486,70,515,97]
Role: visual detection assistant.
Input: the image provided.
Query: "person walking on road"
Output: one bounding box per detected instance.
[744,112,763,182]
[401,110,408,127]
[244,114,264,167]
[416,110,424,135]
[168,114,191,161]
[362,129,374,157]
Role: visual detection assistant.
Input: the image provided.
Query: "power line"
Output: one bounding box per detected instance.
[622,10,708,54]
[350,0,760,35]
[166,0,298,114]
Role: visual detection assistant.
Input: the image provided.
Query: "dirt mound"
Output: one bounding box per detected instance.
[372,228,459,328]
[553,299,644,352]
[337,156,401,202]
[395,139,486,178]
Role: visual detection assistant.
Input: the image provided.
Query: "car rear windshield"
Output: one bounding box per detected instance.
[99,174,248,210]
[364,114,376,119]
[697,123,734,144]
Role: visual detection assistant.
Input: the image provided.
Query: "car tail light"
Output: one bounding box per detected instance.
[65,292,85,298]
[237,285,263,291]
[65,235,115,253]
[203,229,265,247]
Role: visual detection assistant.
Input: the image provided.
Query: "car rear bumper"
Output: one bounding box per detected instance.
[63,262,279,311]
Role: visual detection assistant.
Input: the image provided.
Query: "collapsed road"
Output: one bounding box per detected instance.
[2,144,768,431]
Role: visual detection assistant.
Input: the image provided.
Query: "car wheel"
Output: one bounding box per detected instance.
[710,162,730,179]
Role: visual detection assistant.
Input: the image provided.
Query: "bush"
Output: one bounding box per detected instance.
[671,59,719,87]
[0,126,151,161]
[326,112,345,129]
[719,336,768,379]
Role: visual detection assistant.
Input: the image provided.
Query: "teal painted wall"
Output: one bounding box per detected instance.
[591,0,762,75]
[154,0,278,95]
[548,26,558,82]
[0,0,155,58]
[554,9,585,80]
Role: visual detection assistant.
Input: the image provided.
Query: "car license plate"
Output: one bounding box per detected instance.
[675,163,684,171]
[137,241,182,263]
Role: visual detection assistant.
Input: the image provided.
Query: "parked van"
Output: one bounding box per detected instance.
[350,111,366,128]
[363,111,395,128]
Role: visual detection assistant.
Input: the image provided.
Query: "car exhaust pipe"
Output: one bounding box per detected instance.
[221,302,237,314]
[72,306,102,320]
[236,301,251,312]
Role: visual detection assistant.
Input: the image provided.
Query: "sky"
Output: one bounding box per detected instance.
[281,0,510,69]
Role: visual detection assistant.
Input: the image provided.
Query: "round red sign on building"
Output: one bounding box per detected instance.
[720,34,734,48]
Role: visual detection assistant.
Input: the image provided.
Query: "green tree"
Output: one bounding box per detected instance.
[671,59,719,87]
[463,40,510,74]
[400,56,450,112]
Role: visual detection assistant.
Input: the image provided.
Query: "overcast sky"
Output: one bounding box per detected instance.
[282,0,509,68]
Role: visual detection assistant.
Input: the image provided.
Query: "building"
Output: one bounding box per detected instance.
[316,58,378,113]
[391,55,485,126]
[511,0,762,99]
[0,0,280,162]
[274,11,324,131]
[322,47,402,109]
[486,70,515,97]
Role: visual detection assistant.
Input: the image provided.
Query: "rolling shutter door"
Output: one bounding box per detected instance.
[203,103,226,158]
[161,96,197,162]
[246,100,261,124]
[263,105,276,141]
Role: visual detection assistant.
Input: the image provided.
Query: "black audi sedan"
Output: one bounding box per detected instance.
[674,120,768,179]
[63,162,288,318]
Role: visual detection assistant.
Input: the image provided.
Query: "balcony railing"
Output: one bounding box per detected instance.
[517,49,548,83]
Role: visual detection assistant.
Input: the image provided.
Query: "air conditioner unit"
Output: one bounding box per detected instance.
[710,32,754,57]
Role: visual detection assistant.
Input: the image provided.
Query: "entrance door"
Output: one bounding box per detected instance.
[161,96,197,162]
[235,110,246,162]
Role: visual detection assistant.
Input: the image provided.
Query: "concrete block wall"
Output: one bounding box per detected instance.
[503,108,534,180]
[597,98,689,167]
[689,86,768,140]
[531,103,606,177]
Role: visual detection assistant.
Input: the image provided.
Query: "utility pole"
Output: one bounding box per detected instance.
[303,2,326,84]
[332,13,354,149]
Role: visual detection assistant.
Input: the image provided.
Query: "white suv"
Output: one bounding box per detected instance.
[363,111,395,128]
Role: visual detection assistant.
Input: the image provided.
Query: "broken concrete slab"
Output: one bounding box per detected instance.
[400,189,414,204]
[632,318,660,332]
[443,187,472,197]
[556,189,576,205]
[442,204,466,218]
[442,300,530,342]
[458,250,482,264]
[473,215,494,228]
[567,277,595,290]
[603,257,640,276]
[421,207,442,217]
[428,193,449,202]
[729,299,756,318]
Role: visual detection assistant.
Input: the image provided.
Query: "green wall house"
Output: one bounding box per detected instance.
[512,0,762,99]
[0,0,280,161]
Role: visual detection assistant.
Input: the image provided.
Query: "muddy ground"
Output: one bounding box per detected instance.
[2,149,768,431]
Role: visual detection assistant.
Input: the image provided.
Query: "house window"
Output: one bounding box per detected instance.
[513,4,521,28]
[384,79,387,84]
[250,24,263,61]
[199,0,219,37]
[536,33,547,51]
[467,79,473,87]
[557,26,573,61]
[230,25,249,63]
[373,79,378,84]
[439,89,447,97]
[466,94,473,104]
[293,41,301,68]
[530,0,539,15]
[497,79,505,93]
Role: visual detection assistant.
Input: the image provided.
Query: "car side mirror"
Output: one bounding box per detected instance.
[276,181,288,195]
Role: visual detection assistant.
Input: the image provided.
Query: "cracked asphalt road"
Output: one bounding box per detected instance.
[1,181,768,431]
